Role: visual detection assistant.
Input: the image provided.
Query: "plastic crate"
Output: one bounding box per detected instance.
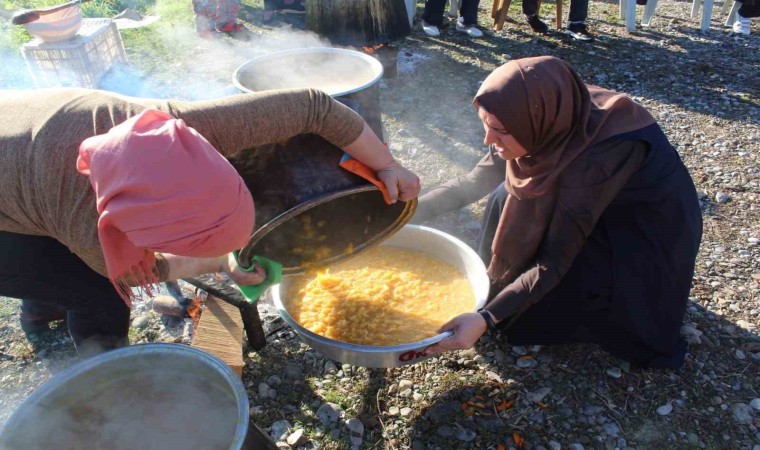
[21,18,127,88]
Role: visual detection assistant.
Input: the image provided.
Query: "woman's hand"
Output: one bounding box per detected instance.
[377,161,421,203]
[424,312,487,355]
[221,253,266,286]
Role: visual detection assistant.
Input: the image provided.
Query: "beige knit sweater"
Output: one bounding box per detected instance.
[0,88,365,277]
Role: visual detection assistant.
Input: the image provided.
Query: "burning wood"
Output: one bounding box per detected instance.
[362,44,398,79]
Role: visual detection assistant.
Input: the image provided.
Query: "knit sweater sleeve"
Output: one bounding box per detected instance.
[412,147,506,223]
[159,88,367,157]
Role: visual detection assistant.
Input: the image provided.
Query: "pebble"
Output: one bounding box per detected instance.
[131,314,150,329]
[715,192,730,203]
[569,444,585,450]
[512,345,528,356]
[388,406,400,416]
[345,417,364,436]
[284,363,303,379]
[455,427,476,442]
[258,383,270,398]
[324,359,343,373]
[603,422,620,436]
[270,419,291,441]
[606,367,622,379]
[517,357,538,368]
[731,403,753,424]
[437,425,453,437]
[528,387,552,403]
[749,398,760,411]
[549,441,562,450]
[316,402,342,426]
[400,407,413,418]
[286,428,307,448]
[657,403,673,416]
[735,349,746,360]
[398,379,413,389]
[412,392,424,402]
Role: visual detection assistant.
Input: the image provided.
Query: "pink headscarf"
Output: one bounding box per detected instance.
[77,109,254,305]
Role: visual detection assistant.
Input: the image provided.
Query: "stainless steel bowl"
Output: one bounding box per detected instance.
[272,225,490,368]
[0,344,250,450]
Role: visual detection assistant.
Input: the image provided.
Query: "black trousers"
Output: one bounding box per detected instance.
[0,232,130,357]
[522,0,588,23]
[422,0,480,26]
[477,185,687,368]
[738,0,760,18]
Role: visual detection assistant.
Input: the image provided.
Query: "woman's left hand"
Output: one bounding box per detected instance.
[424,312,487,355]
[222,253,266,286]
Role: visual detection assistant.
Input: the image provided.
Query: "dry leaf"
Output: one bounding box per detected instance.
[513,432,525,449]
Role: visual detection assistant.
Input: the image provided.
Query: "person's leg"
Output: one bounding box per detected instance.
[567,0,589,23]
[565,0,594,40]
[19,299,66,336]
[422,0,448,26]
[738,0,760,17]
[459,0,480,25]
[522,0,549,32]
[0,232,130,357]
[216,0,243,32]
[733,0,757,34]
[192,0,217,35]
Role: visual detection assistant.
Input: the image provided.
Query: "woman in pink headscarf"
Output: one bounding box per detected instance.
[0,87,419,357]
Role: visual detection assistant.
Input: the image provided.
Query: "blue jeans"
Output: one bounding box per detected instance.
[0,232,130,357]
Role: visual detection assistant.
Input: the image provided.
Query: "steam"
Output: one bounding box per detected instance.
[0,351,241,450]
[0,12,348,101]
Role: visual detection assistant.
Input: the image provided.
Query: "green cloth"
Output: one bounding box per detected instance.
[232,252,283,304]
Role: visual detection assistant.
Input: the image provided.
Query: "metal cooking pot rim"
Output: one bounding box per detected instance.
[238,185,416,272]
[232,47,384,97]
[0,343,250,449]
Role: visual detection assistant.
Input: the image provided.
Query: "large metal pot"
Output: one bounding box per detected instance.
[232,47,385,140]
[0,344,251,450]
[271,225,490,368]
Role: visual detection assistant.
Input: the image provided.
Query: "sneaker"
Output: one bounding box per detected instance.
[421,20,441,36]
[456,18,484,37]
[732,15,751,35]
[565,22,594,41]
[526,15,549,34]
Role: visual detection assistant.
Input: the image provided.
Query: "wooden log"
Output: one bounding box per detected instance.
[192,295,244,377]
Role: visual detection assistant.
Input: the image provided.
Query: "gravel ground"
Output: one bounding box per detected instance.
[1,1,759,449]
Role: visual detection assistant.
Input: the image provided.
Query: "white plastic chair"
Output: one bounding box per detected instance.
[723,0,739,26]
[618,0,638,31]
[635,0,736,31]
[449,0,461,17]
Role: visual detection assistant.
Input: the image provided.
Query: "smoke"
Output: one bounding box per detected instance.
[0,14,346,101]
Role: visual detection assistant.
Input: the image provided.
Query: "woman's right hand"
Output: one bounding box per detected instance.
[423,312,488,355]
[377,161,421,203]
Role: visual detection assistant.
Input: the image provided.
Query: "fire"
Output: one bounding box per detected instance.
[362,43,386,54]
[186,294,202,326]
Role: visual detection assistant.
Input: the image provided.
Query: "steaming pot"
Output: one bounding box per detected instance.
[0,344,255,450]
[231,48,415,273]
[271,225,490,368]
[233,47,385,140]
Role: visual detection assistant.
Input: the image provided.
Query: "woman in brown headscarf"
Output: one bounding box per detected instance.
[421,56,702,368]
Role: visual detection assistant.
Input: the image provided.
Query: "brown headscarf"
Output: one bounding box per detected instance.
[474,56,655,285]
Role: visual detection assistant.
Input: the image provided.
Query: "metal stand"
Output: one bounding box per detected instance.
[183,274,268,350]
